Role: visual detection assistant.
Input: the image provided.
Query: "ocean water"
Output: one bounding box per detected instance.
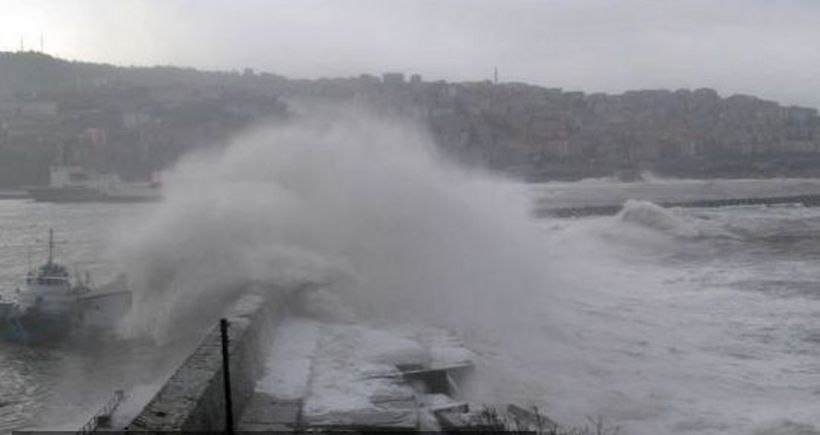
[0,201,176,433]
[479,198,820,435]
[1,177,820,434]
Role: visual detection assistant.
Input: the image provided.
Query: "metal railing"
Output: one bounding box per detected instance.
[76,389,125,435]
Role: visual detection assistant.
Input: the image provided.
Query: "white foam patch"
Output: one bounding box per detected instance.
[256,318,321,400]
[304,323,418,416]
[619,200,700,237]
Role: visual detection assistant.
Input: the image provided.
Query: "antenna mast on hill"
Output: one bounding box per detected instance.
[494,66,498,84]
[19,36,24,52]
[40,33,44,53]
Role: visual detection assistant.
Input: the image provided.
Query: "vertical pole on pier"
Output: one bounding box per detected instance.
[220,318,235,434]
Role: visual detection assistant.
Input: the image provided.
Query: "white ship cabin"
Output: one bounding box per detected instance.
[49,165,121,192]
[17,230,89,316]
[18,263,77,315]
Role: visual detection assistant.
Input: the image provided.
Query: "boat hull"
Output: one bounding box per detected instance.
[27,187,160,203]
[0,310,75,344]
[0,290,131,345]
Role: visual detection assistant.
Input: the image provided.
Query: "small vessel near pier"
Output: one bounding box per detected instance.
[0,230,131,344]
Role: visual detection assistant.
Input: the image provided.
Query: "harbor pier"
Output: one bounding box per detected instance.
[110,287,477,433]
[125,291,285,432]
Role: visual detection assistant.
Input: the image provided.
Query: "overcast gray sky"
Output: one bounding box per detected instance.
[2,0,819,108]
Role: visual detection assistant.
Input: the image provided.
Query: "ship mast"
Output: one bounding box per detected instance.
[48,228,54,266]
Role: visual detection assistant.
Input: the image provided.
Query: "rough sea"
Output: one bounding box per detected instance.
[1,177,819,435]
[0,201,182,432]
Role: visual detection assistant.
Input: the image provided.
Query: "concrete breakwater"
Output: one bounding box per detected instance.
[121,286,481,433]
[537,193,820,217]
[0,190,29,200]
[126,287,291,432]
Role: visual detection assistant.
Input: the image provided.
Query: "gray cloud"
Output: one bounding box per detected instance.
[2,0,819,107]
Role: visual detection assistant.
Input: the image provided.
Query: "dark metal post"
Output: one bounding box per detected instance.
[220,318,234,434]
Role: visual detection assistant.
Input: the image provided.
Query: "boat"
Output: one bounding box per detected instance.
[0,230,132,344]
[27,165,161,203]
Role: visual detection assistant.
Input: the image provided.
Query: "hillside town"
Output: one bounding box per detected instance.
[2,50,820,187]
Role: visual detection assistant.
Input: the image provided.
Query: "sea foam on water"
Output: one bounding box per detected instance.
[114,108,561,342]
[112,108,820,435]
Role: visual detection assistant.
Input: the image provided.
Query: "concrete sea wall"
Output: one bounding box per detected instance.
[126,287,290,432]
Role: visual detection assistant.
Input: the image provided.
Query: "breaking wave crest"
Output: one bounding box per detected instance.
[618,200,700,237]
[108,109,820,434]
[113,109,562,344]
[617,199,740,240]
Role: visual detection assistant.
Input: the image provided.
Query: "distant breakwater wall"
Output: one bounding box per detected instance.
[126,287,292,432]
[0,190,29,200]
[537,193,820,218]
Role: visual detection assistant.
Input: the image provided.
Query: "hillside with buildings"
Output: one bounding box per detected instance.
[2,51,819,187]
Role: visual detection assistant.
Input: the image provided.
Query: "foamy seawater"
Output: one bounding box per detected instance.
[2,173,820,435]
[0,201,158,433]
[477,197,820,435]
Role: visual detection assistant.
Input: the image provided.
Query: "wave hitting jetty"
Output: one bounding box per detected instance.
[89,287,551,433]
[537,193,820,217]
